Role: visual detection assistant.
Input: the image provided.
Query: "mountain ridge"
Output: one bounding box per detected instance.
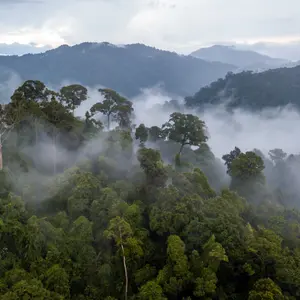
[0,42,236,101]
[190,44,289,71]
[185,65,300,110]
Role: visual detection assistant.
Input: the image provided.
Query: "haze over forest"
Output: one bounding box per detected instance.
[1,1,300,299]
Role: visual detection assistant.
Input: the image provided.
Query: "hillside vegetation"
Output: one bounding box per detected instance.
[0,42,235,100]
[0,80,299,299]
[185,66,300,110]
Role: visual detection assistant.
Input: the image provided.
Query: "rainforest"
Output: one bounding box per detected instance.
[0,80,299,300]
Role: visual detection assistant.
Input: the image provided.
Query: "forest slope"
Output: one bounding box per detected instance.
[185,66,300,110]
[0,42,235,100]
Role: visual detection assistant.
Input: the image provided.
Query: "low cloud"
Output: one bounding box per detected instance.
[5,83,300,206]
[128,88,300,160]
[0,69,23,103]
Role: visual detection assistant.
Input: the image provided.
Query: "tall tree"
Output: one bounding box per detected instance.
[104,216,133,300]
[248,278,284,300]
[90,89,133,130]
[135,124,148,147]
[230,151,265,180]
[148,126,163,142]
[222,146,241,175]
[137,148,168,187]
[0,104,22,170]
[268,148,287,165]
[8,80,60,149]
[59,84,88,114]
[162,112,208,157]
[10,80,54,104]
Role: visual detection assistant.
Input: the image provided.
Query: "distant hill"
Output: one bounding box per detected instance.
[234,41,300,61]
[0,42,235,100]
[185,66,300,110]
[190,45,288,71]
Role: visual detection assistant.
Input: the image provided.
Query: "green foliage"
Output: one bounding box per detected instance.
[135,124,148,147]
[59,84,88,113]
[90,89,133,129]
[162,112,208,157]
[222,146,241,175]
[248,278,284,300]
[139,280,167,300]
[230,151,265,180]
[185,68,300,110]
[148,126,163,142]
[137,148,168,187]
[1,80,300,299]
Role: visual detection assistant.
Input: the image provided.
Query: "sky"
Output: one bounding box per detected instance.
[0,0,300,57]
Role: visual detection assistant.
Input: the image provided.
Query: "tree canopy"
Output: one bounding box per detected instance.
[0,80,299,299]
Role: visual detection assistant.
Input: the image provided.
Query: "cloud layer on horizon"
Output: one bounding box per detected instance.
[0,0,299,56]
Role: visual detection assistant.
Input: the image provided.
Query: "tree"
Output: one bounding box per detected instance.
[148,126,163,142]
[248,278,284,300]
[0,278,58,299]
[139,281,167,300]
[230,151,265,180]
[83,111,103,138]
[0,104,23,170]
[10,80,54,104]
[162,112,208,157]
[157,235,191,297]
[201,235,228,272]
[59,84,88,114]
[8,80,56,148]
[39,95,81,174]
[222,146,241,175]
[90,89,133,130]
[137,148,168,187]
[135,124,148,147]
[268,149,287,165]
[104,216,133,300]
[45,264,70,298]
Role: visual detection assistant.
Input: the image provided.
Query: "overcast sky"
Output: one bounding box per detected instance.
[0,0,300,55]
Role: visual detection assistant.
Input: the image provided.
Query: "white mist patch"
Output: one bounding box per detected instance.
[0,70,23,103]
[199,105,300,158]
[74,85,106,118]
[132,86,184,127]
[129,87,300,159]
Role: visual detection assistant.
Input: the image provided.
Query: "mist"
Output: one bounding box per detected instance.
[127,87,300,159]
[5,79,300,166]
[5,81,300,207]
[32,83,300,166]
[0,69,23,103]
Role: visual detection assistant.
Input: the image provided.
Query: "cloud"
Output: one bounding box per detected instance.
[197,105,300,158]
[0,42,51,55]
[234,40,300,61]
[0,0,299,55]
[0,0,42,5]
[0,69,23,103]
[125,87,300,161]
[7,83,300,203]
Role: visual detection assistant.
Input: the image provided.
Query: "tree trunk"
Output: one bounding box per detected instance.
[121,243,128,300]
[107,114,111,131]
[179,143,184,156]
[35,118,38,145]
[0,142,3,171]
[53,133,57,175]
